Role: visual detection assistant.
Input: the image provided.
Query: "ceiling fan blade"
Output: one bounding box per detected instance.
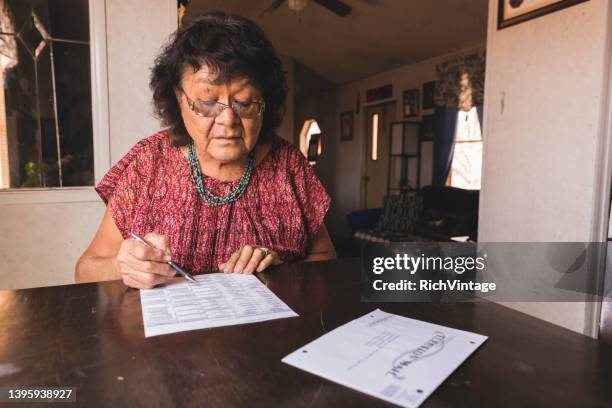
[259,0,286,18]
[312,0,352,16]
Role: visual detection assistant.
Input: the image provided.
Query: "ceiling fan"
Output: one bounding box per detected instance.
[259,0,352,18]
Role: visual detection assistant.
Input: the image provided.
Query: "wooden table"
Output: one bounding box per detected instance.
[1,258,611,407]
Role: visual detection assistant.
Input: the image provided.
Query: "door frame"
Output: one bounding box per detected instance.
[590,1,612,339]
[361,101,397,209]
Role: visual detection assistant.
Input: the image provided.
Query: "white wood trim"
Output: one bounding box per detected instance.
[0,188,100,205]
[363,98,398,108]
[585,0,612,339]
[90,0,111,184]
[0,0,109,205]
[478,0,497,236]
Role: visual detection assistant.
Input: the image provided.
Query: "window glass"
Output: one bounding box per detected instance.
[449,106,482,190]
[0,0,92,189]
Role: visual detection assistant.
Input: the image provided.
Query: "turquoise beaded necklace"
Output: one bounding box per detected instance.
[187,142,255,206]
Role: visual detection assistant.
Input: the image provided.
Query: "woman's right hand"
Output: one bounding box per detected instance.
[116,232,176,289]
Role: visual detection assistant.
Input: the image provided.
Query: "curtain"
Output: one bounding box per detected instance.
[432,106,458,186]
[434,50,486,110]
[431,50,486,185]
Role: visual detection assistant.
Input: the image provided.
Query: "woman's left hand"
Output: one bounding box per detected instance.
[219,245,282,274]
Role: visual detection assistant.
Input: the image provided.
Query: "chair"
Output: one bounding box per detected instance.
[347,186,479,244]
[347,192,421,243]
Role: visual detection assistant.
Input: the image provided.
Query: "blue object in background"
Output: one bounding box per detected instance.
[346,208,382,234]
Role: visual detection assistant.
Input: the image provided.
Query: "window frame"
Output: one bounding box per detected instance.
[0,0,110,205]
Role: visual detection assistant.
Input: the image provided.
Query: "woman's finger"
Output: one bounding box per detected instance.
[121,262,169,285]
[255,256,272,273]
[144,232,172,257]
[125,238,170,262]
[242,248,266,275]
[120,255,175,277]
[257,253,276,272]
[123,272,168,290]
[257,250,282,272]
[222,250,242,274]
[122,274,147,290]
[123,266,170,289]
[120,264,157,289]
[233,245,255,274]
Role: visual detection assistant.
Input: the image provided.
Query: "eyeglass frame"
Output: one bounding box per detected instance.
[181,90,266,119]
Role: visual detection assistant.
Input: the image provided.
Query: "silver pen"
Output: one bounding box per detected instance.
[130,233,196,282]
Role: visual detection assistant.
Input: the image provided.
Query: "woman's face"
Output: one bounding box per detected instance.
[178,66,264,163]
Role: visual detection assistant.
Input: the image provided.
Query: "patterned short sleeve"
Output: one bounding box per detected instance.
[95,138,152,239]
[286,143,332,243]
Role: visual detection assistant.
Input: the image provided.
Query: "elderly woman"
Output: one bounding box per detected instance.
[75,12,335,289]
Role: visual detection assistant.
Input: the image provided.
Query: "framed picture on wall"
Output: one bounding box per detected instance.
[422,81,436,110]
[366,84,393,103]
[340,111,354,141]
[402,89,420,118]
[498,0,589,29]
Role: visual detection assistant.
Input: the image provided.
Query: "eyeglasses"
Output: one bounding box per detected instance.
[182,91,265,119]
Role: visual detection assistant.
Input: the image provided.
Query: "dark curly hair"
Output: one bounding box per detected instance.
[150,11,287,146]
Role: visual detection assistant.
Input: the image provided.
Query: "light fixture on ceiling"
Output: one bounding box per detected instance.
[287,0,308,13]
[259,0,351,19]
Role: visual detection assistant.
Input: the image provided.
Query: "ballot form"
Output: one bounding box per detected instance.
[283,309,487,408]
[140,273,297,337]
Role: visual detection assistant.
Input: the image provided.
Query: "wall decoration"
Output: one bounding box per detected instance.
[366,84,393,103]
[340,111,354,141]
[498,0,589,29]
[422,81,436,110]
[421,114,435,141]
[402,89,420,118]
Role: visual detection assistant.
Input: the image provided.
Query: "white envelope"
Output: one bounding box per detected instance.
[282,309,487,408]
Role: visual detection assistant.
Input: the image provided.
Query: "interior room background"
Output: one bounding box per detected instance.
[1,0,611,339]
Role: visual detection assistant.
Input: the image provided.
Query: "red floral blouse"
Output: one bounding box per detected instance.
[95,130,331,274]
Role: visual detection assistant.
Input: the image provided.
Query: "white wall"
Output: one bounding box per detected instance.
[0,0,177,290]
[479,0,611,335]
[296,45,484,238]
[107,0,178,163]
[0,200,103,289]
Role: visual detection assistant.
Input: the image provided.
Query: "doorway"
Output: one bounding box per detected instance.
[363,102,396,209]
